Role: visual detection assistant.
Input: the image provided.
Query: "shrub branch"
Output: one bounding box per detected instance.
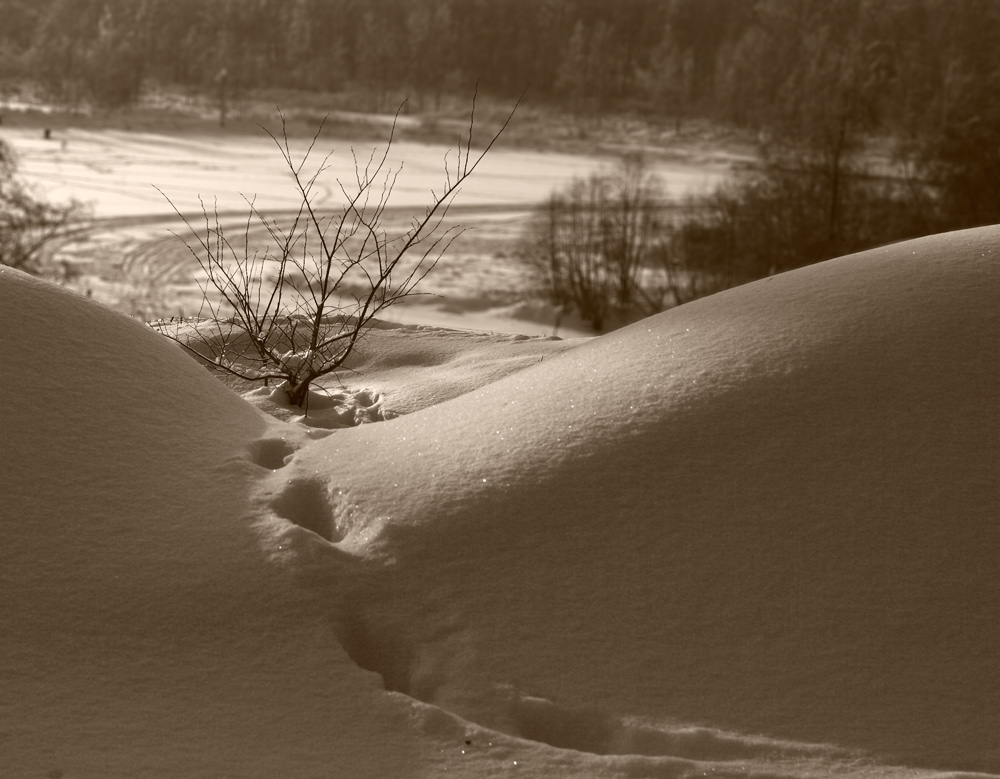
[158,92,518,409]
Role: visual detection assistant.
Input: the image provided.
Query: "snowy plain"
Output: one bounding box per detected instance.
[3,218,998,778]
[6,124,730,338]
[8,125,727,218]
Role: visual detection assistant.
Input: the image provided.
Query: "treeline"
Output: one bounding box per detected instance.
[1,0,998,137]
[2,0,666,110]
[503,0,1000,327]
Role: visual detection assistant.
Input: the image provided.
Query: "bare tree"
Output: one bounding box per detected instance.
[604,154,661,309]
[530,174,616,331]
[525,154,661,331]
[158,95,518,409]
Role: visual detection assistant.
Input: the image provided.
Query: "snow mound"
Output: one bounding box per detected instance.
[242,382,390,428]
[0,268,421,777]
[4,219,998,778]
[158,316,580,422]
[329,320,580,417]
[273,226,1000,774]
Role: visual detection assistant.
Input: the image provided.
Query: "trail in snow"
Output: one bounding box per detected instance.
[4,222,999,778]
[255,226,1000,777]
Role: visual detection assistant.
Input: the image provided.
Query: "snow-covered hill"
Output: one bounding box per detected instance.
[2,224,998,778]
[0,268,423,778]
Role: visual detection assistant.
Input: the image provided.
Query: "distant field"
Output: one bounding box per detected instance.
[3,117,732,335]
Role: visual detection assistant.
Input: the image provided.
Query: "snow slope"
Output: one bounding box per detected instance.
[0,268,424,778]
[2,224,998,778]
[273,226,1000,775]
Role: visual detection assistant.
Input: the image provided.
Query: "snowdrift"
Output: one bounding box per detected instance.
[2,222,998,778]
[274,226,1000,774]
[0,268,423,778]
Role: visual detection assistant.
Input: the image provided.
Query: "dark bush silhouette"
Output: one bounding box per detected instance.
[525,142,936,330]
[0,139,87,274]
[525,155,661,330]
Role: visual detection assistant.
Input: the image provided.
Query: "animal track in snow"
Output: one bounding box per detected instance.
[334,613,417,696]
[269,478,342,543]
[243,385,390,429]
[351,389,378,409]
[248,437,297,470]
[259,481,849,768]
[303,387,387,429]
[315,616,850,765]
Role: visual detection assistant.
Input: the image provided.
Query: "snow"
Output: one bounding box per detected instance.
[3,224,999,778]
[4,125,721,338]
[0,268,421,777]
[9,127,724,218]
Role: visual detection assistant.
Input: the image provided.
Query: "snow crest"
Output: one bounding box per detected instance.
[4,220,999,778]
[0,268,423,778]
[271,226,1000,776]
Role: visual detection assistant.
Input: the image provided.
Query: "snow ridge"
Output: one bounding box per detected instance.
[4,222,999,778]
[269,226,1000,776]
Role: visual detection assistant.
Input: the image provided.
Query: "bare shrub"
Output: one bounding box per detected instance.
[916,110,1000,230]
[0,139,88,274]
[645,193,744,309]
[159,97,517,409]
[661,150,934,304]
[525,154,661,330]
[526,142,934,329]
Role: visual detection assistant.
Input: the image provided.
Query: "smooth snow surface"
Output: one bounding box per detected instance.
[3,225,999,778]
[276,226,1000,776]
[9,127,725,218]
[0,268,423,778]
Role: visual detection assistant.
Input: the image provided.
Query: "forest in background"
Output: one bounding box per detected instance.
[3,0,999,214]
[0,0,996,134]
[2,0,999,324]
